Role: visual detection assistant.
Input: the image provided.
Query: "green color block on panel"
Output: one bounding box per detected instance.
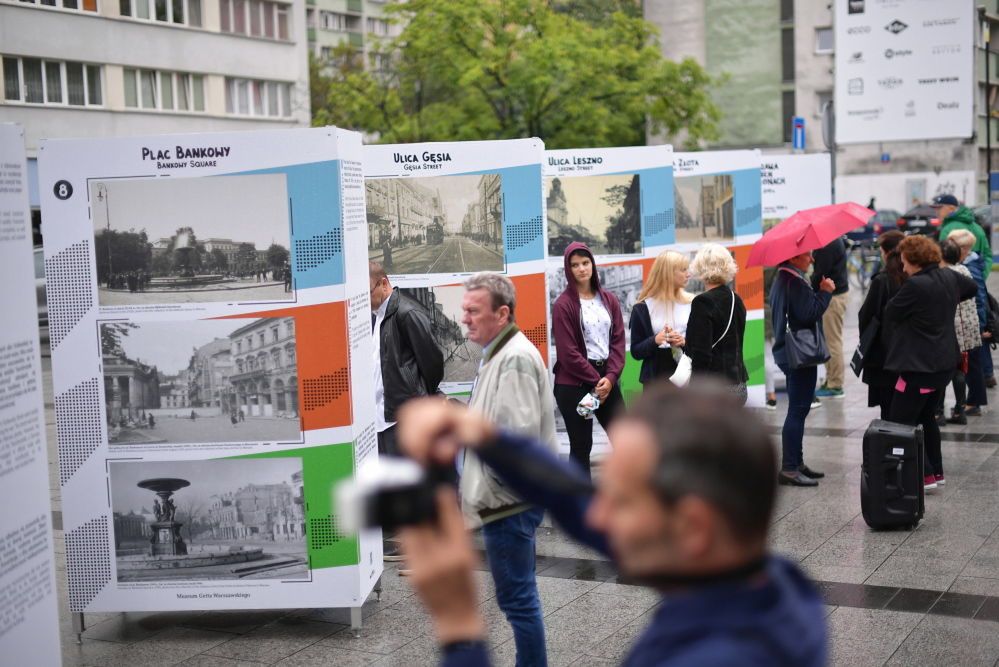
[231,443,358,570]
[743,318,765,386]
[619,354,644,403]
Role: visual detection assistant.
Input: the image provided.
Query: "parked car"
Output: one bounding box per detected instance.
[896,204,941,237]
[847,209,900,243]
[34,246,48,343]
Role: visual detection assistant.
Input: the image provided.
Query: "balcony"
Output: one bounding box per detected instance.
[308,27,316,42]
[348,31,364,48]
[229,368,269,383]
[346,0,363,13]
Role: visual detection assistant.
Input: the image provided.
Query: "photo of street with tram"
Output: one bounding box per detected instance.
[674,174,736,243]
[110,458,308,582]
[397,285,482,383]
[91,174,293,305]
[99,317,301,446]
[366,174,504,275]
[546,174,642,256]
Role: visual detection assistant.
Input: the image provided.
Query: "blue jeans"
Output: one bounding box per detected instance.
[482,506,546,667]
[780,364,817,471]
[982,344,994,379]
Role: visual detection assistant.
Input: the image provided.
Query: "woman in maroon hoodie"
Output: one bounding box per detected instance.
[552,242,626,477]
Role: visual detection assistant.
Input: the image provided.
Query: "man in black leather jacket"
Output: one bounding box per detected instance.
[370,261,444,456]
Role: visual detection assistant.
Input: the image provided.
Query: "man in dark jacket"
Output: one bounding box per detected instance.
[394,383,828,667]
[811,238,849,399]
[370,261,443,560]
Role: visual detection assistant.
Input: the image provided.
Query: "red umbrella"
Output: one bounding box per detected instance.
[746,202,875,267]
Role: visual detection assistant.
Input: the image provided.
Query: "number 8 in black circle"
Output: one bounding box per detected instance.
[54,180,73,200]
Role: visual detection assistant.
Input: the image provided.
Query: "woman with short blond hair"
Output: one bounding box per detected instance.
[687,244,749,403]
[629,250,693,387]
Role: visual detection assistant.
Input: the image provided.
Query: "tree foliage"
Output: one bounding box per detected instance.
[266,243,290,268]
[311,0,720,148]
[94,229,152,282]
[100,322,139,356]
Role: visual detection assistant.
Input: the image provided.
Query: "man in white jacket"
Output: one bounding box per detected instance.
[461,272,556,667]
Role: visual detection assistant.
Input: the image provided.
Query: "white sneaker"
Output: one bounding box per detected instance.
[810,398,822,409]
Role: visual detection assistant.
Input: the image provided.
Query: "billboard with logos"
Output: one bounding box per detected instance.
[835,0,975,143]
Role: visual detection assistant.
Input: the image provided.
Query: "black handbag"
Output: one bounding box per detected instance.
[779,268,831,370]
[851,316,880,377]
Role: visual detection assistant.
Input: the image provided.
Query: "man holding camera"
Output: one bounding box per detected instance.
[395,383,827,666]
[458,272,557,667]
[369,261,443,561]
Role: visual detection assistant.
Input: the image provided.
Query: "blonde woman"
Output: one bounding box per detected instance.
[629,250,693,387]
[687,244,749,404]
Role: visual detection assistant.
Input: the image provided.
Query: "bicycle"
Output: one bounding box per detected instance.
[846,238,881,293]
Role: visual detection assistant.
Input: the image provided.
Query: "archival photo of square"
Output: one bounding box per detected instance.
[366,174,504,275]
[674,174,736,244]
[545,174,641,257]
[100,317,300,446]
[91,174,294,306]
[109,458,308,582]
[397,285,482,383]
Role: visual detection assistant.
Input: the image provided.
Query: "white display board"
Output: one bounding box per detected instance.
[836,169,976,213]
[834,0,975,143]
[761,154,832,222]
[0,124,61,665]
[38,128,381,613]
[363,139,549,396]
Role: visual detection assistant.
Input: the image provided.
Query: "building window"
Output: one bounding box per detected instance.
[120,0,201,26]
[224,77,292,117]
[271,327,279,342]
[16,0,97,11]
[285,321,294,337]
[366,17,388,36]
[782,89,796,144]
[815,27,833,54]
[2,57,102,106]
[220,0,289,39]
[816,90,832,118]
[124,69,204,112]
[781,28,794,83]
[320,11,348,31]
[780,0,793,22]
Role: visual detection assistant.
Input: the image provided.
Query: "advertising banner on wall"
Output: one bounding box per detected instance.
[673,150,766,407]
[834,0,975,144]
[38,128,382,613]
[0,124,61,666]
[836,169,976,213]
[363,139,549,396]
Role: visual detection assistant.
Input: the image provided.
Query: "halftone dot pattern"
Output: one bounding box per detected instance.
[65,515,111,612]
[522,324,548,353]
[294,229,343,271]
[302,369,349,410]
[55,378,103,486]
[308,514,344,550]
[737,203,762,231]
[505,215,543,252]
[644,210,674,237]
[45,240,94,347]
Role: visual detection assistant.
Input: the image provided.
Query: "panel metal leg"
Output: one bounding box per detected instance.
[350,606,362,637]
[72,612,85,644]
[374,575,383,602]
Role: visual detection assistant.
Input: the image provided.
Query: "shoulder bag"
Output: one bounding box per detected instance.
[779,268,830,370]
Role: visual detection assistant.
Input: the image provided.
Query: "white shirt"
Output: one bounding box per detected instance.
[646,298,691,349]
[372,291,395,433]
[580,293,612,361]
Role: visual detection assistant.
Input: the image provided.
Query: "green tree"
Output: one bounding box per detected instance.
[210,248,229,272]
[311,0,720,148]
[94,229,152,283]
[235,243,258,273]
[266,243,290,269]
[100,322,139,356]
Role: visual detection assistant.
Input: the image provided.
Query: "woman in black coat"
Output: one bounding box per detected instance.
[686,244,749,403]
[884,235,978,491]
[857,231,905,418]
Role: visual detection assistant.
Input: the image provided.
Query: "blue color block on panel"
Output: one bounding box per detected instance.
[732,168,763,238]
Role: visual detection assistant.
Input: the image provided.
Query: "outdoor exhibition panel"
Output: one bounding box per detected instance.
[363,139,549,396]
[38,127,382,613]
[834,0,974,144]
[542,146,674,454]
[760,153,834,390]
[673,150,766,407]
[0,124,61,666]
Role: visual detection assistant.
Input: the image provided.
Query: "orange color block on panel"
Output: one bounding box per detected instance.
[216,302,351,432]
[511,273,549,366]
[732,245,764,310]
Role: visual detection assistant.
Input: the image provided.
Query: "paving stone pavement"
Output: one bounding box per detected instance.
[44,278,999,666]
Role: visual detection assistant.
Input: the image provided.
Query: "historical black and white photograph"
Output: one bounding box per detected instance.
[91,174,294,306]
[100,317,300,446]
[366,174,504,275]
[397,285,482,383]
[110,458,308,582]
[545,174,642,257]
[674,174,736,243]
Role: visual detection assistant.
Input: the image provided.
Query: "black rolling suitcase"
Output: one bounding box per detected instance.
[861,420,924,530]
